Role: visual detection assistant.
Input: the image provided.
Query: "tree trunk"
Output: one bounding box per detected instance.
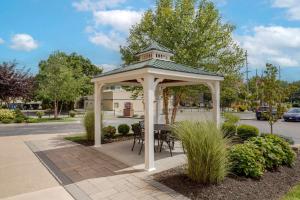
[163,88,170,124]
[59,101,63,116]
[270,122,273,134]
[171,93,181,124]
[54,100,58,119]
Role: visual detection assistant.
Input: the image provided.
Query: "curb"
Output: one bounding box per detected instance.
[0,120,81,127]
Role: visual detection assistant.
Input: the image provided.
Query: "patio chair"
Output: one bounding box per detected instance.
[159,130,175,157]
[132,122,159,155]
[131,124,144,154]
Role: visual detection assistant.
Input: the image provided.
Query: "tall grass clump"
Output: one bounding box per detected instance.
[173,121,230,184]
[84,111,95,141]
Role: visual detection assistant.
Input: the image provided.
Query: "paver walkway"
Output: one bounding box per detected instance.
[27,136,189,200]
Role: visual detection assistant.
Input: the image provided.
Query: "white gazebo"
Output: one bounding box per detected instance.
[91,42,224,171]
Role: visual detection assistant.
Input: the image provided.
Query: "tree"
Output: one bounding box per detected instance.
[66,53,102,96]
[261,63,287,134]
[121,0,245,123]
[0,61,35,105]
[36,52,81,118]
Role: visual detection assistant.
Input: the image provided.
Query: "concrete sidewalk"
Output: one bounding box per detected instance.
[0,135,74,200]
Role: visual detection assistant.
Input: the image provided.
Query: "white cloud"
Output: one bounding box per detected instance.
[89,31,124,50]
[236,26,300,68]
[10,34,38,51]
[272,0,300,20]
[93,10,142,33]
[0,38,4,44]
[73,0,142,51]
[72,0,126,11]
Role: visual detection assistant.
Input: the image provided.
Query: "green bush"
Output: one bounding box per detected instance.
[36,111,44,119]
[103,126,116,138]
[221,122,236,138]
[173,121,229,184]
[223,113,240,124]
[248,137,285,169]
[229,143,265,178]
[0,109,15,121]
[261,133,294,145]
[237,124,259,141]
[14,117,24,123]
[118,124,130,135]
[83,111,94,141]
[263,134,295,167]
[238,105,247,112]
[1,118,13,124]
[14,109,26,119]
[69,110,76,118]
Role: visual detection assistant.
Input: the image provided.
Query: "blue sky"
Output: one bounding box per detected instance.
[0,0,300,81]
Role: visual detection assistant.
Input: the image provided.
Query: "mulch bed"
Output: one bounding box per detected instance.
[154,155,300,200]
[71,135,134,146]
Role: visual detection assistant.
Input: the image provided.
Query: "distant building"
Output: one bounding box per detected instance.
[83,86,144,115]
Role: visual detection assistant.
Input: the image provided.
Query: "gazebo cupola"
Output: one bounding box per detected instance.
[136,41,174,62]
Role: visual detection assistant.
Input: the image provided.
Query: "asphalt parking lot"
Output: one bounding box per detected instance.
[240,119,300,143]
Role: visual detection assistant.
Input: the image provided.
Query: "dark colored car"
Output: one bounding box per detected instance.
[283,108,300,122]
[256,106,277,120]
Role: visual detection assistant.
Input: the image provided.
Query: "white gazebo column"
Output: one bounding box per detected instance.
[94,83,104,147]
[155,86,163,124]
[211,81,221,127]
[142,75,156,171]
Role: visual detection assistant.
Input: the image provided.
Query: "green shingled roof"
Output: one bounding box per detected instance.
[94,59,221,78]
[138,41,173,54]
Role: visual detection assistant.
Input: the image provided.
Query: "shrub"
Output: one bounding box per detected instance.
[223,113,240,124]
[103,126,116,138]
[15,117,24,123]
[173,121,229,184]
[118,124,130,135]
[36,111,44,119]
[0,109,15,121]
[263,134,295,167]
[248,137,285,169]
[238,105,247,112]
[237,124,259,141]
[14,108,26,119]
[84,111,94,141]
[229,143,265,178]
[69,110,76,118]
[1,118,13,124]
[222,122,236,138]
[261,133,294,145]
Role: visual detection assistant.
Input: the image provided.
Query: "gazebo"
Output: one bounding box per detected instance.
[92,42,224,171]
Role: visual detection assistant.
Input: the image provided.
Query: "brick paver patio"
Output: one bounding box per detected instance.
[27,137,189,200]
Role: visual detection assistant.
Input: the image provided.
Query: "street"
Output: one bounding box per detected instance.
[0,113,299,143]
[0,122,84,136]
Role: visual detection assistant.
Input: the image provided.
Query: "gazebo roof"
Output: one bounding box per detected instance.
[138,41,173,55]
[95,59,221,78]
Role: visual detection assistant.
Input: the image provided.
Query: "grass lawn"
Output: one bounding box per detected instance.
[65,134,87,142]
[25,117,78,123]
[282,184,300,200]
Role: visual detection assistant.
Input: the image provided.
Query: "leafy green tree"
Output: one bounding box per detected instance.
[121,0,245,123]
[261,64,287,134]
[36,52,81,118]
[66,53,102,96]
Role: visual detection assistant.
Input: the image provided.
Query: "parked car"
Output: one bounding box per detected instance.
[283,108,300,122]
[256,106,277,120]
